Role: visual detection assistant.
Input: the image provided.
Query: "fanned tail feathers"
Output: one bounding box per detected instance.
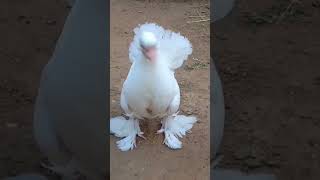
[129,23,192,69]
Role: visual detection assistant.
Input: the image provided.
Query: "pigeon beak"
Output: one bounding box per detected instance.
[142,46,157,63]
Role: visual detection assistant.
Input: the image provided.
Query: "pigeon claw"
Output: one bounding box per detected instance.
[156,128,165,134]
[138,132,146,139]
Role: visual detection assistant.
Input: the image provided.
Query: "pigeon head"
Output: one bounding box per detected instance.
[139,31,158,63]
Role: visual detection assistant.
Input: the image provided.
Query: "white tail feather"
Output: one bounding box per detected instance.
[129,23,192,69]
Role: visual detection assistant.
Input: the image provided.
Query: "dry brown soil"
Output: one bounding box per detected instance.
[214,0,320,180]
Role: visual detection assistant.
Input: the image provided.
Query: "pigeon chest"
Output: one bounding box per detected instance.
[125,65,178,118]
[144,74,176,112]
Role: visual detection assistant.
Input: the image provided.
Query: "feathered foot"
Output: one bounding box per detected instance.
[110,116,145,151]
[157,114,197,149]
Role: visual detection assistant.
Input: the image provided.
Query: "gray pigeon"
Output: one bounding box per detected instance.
[211,0,231,162]
[33,0,107,179]
[3,0,107,179]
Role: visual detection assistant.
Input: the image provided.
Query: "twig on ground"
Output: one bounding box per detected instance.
[189,15,206,18]
[276,0,300,24]
[187,19,210,23]
[191,4,209,8]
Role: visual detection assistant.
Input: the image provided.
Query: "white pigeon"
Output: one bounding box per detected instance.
[110,23,197,151]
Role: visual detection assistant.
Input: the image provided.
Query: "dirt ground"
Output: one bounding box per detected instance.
[110,0,210,180]
[213,0,320,180]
